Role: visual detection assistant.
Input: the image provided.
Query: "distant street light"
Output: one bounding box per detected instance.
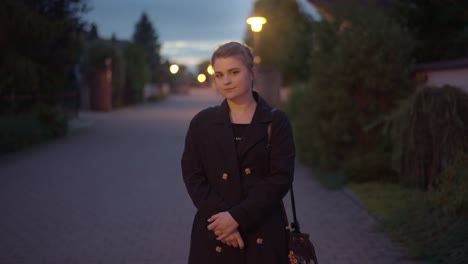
[170,64,179,74]
[207,65,214,75]
[197,73,207,83]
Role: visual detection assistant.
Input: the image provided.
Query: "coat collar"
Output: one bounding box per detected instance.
[213,91,274,164]
[214,91,273,125]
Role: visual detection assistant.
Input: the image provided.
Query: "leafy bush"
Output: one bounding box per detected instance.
[0,104,67,154]
[124,44,151,104]
[291,4,414,183]
[352,180,468,263]
[391,85,468,189]
[428,152,468,220]
[352,153,468,263]
[344,147,397,183]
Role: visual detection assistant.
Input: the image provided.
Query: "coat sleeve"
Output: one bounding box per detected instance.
[229,111,295,231]
[181,117,230,215]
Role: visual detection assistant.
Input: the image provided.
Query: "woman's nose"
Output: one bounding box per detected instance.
[223,75,231,84]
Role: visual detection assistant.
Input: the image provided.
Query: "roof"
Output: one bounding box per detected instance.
[414,57,468,72]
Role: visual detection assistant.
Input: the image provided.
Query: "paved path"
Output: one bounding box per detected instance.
[0,88,422,264]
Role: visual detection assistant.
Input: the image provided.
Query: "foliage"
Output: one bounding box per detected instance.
[132,12,162,84]
[348,182,426,220]
[390,86,468,189]
[428,152,468,221]
[0,0,88,114]
[88,22,99,40]
[351,176,468,263]
[393,0,468,62]
[80,40,126,107]
[0,104,67,154]
[246,0,314,84]
[124,43,151,104]
[291,4,414,183]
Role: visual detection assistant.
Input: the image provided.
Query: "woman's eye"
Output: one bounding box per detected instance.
[232,71,239,75]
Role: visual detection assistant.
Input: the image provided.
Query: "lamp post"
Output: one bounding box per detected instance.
[246,16,267,64]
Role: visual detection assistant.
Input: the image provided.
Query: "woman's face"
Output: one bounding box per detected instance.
[213,56,254,102]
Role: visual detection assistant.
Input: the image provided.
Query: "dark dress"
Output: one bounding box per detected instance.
[181,91,295,264]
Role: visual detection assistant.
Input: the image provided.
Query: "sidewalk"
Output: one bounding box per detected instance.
[284,161,425,264]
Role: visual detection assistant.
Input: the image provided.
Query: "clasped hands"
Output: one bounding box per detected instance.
[207,211,245,249]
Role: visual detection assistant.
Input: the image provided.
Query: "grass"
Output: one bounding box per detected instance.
[315,169,347,190]
[347,182,426,220]
[348,182,468,263]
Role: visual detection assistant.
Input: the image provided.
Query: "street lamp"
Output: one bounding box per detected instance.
[246,16,266,64]
[246,16,267,32]
[169,64,179,74]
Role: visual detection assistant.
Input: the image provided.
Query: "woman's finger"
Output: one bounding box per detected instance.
[236,235,245,249]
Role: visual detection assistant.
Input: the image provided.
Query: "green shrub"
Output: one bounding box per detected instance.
[344,147,397,183]
[32,103,68,138]
[0,114,44,153]
[0,104,67,154]
[391,85,468,189]
[291,4,414,183]
[353,153,468,263]
[124,44,151,104]
[428,152,468,219]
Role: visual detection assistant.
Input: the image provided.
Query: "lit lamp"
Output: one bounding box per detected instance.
[246,16,267,32]
[207,65,214,75]
[197,73,207,83]
[246,16,266,64]
[169,64,179,74]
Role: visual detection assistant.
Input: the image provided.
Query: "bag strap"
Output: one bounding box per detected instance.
[268,110,301,233]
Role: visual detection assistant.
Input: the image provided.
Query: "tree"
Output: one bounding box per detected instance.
[245,0,314,84]
[124,44,150,104]
[393,0,468,62]
[0,0,89,113]
[89,23,99,40]
[132,12,161,84]
[292,4,414,182]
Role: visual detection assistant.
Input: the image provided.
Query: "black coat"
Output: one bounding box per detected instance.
[181,92,295,264]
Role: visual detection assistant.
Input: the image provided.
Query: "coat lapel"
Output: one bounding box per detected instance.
[237,93,273,160]
[213,92,274,167]
[213,100,240,172]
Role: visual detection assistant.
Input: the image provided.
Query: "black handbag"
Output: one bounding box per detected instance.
[267,115,318,264]
[283,186,318,264]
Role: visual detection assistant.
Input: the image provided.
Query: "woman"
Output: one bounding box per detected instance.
[181,41,295,264]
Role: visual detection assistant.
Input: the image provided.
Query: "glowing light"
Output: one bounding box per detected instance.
[207,65,214,75]
[169,64,179,74]
[246,17,267,32]
[254,56,262,64]
[197,74,207,83]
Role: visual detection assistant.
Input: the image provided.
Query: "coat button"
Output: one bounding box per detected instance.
[244,168,251,175]
[222,173,228,180]
[256,238,263,244]
[215,246,222,253]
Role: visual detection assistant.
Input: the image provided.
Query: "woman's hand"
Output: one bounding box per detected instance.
[207,211,239,241]
[221,231,245,249]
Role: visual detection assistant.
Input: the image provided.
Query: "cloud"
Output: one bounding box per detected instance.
[161,39,235,66]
